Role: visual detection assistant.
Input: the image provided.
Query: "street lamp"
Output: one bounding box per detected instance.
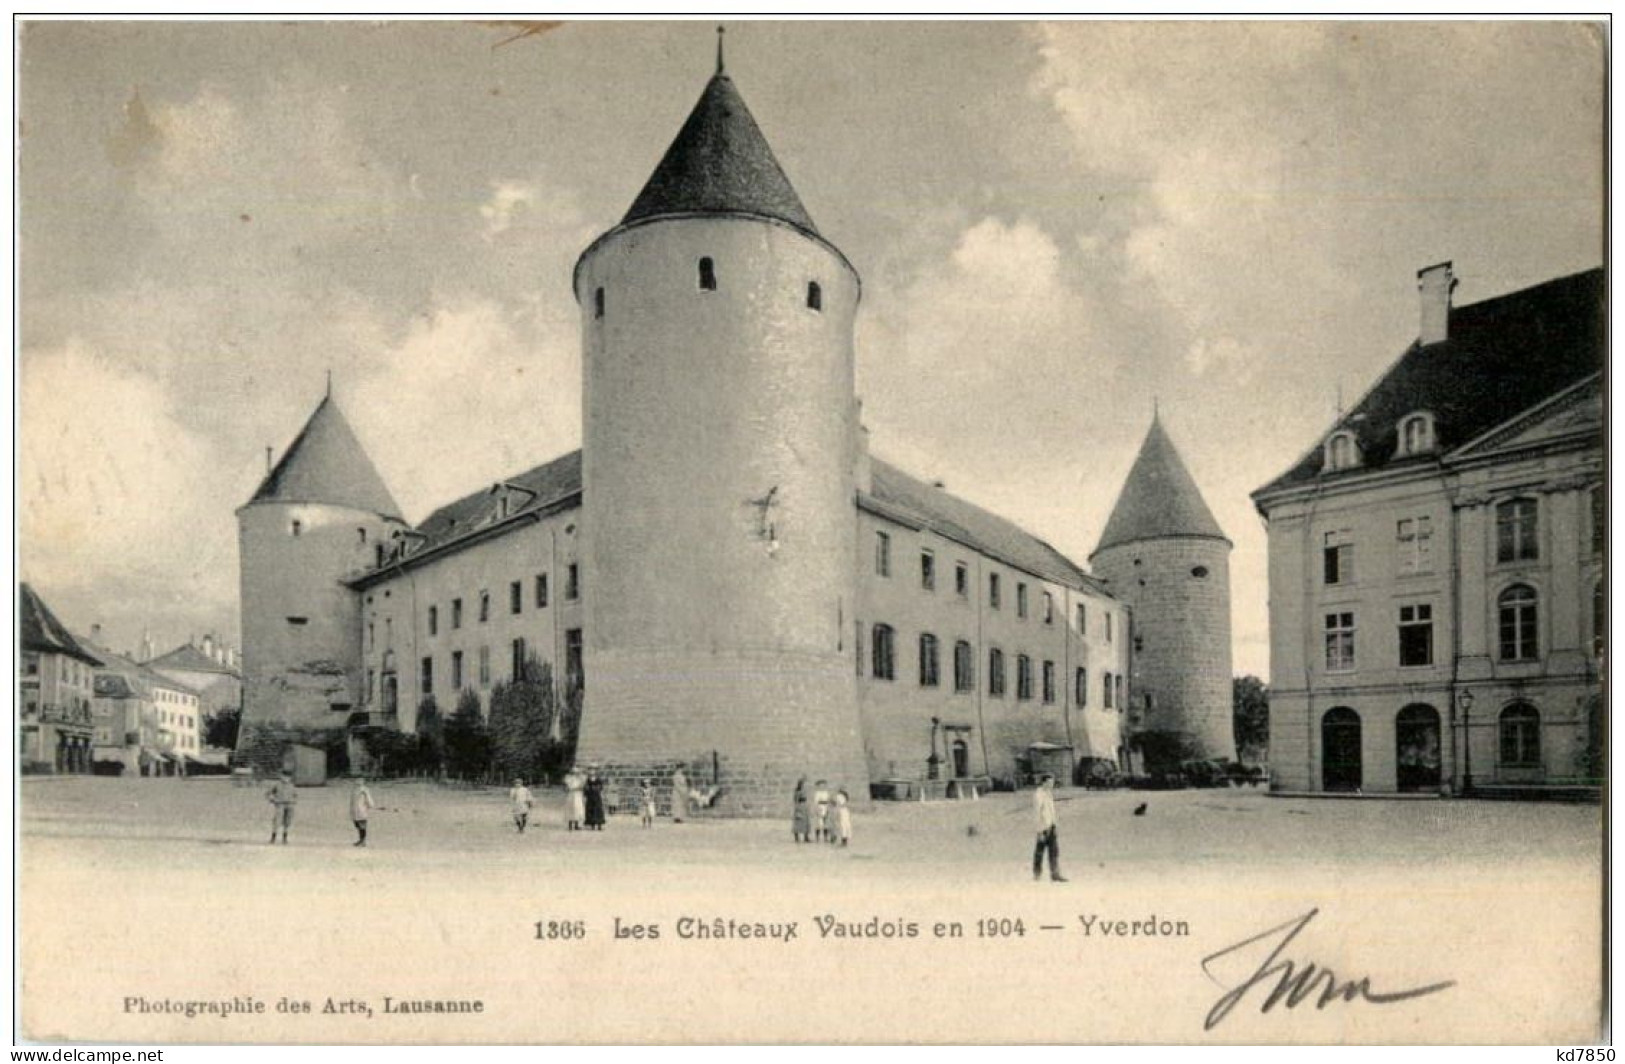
[1457,688,1475,796]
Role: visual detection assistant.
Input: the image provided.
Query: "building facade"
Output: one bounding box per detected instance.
[145,635,242,729]
[19,583,99,774]
[234,54,1234,811]
[88,644,202,776]
[1252,264,1604,795]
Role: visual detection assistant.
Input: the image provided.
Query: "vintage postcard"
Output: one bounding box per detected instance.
[14,18,1607,1047]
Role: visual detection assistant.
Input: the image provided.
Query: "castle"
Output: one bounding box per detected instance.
[234,49,1234,813]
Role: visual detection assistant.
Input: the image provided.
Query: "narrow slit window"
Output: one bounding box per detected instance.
[807,281,822,311]
[699,257,717,291]
[594,287,605,319]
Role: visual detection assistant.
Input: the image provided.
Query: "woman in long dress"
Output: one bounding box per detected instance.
[791,777,811,843]
[670,766,690,824]
[564,765,586,831]
[584,771,606,830]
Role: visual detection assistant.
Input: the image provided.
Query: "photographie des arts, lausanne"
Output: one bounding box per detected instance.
[15,19,1606,1046]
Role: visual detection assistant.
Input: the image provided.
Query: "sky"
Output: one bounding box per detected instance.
[17,19,1605,678]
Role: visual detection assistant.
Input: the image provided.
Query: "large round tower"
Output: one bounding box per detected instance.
[573,50,868,814]
[1090,414,1235,764]
[235,393,405,774]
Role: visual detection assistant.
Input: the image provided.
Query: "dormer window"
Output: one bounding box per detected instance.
[1398,412,1435,456]
[1324,431,1361,472]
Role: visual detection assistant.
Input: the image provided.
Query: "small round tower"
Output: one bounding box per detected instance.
[1090,414,1234,764]
[573,46,869,814]
[236,393,405,773]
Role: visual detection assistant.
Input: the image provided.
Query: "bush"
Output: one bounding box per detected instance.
[489,657,555,784]
[444,687,490,781]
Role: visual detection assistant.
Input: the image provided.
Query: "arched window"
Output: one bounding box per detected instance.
[698,257,717,291]
[1496,498,1538,562]
[807,281,822,311]
[1399,412,1434,455]
[1321,706,1362,792]
[1498,584,1538,661]
[953,640,974,692]
[1498,702,1541,767]
[593,287,604,319]
[988,648,1005,697]
[1325,431,1360,471]
[870,623,895,681]
[918,633,940,687]
[1016,654,1033,700]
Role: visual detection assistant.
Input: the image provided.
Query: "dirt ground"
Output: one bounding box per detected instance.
[16,776,1606,1045]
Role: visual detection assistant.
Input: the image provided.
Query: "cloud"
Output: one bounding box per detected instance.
[479,180,538,240]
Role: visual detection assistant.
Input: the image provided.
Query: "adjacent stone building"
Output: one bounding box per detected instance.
[237,52,1233,810]
[18,583,99,774]
[1252,264,1604,795]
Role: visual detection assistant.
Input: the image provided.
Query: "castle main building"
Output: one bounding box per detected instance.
[235,54,1233,813]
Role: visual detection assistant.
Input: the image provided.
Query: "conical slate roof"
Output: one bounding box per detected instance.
[622,71,819,235]
[1092,416,1228,556]
[247,396,402,519]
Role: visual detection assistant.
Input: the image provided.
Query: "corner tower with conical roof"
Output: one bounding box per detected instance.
[1090,414,1235,763]
[235,392,407,773]
[573,39,868,814]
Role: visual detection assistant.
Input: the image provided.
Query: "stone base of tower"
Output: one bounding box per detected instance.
[576,648,870,818]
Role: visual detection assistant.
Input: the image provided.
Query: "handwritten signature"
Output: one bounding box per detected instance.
[1201,907,1455,1031]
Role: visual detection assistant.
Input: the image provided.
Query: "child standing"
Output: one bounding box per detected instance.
[265,770,298,845]
[834,788,852,847]
[349,776,375,847]
[639,779,656,828]
[813,779,831,843]
[509,778,535,834]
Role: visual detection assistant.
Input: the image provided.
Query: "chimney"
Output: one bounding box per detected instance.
[1417,261,1456,346]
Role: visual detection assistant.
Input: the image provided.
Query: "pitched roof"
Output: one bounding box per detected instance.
[246,396,402,520]
[1093,416,1228,556]
[351,448,1106,595]
[1255,267,1605,497]
[145,643,240,678]
[866,460,1103,592]
[19,583,100,664]
[622,72,819,236]
[86,641,200,698]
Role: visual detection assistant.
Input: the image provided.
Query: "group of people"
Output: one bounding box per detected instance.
[790,777,852,846]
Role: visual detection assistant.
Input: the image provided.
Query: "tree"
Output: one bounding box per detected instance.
[489,657,555,784]
[202,706,241,749]
[415,695,445,778]
[1233,675,1269,763]
[362,728,421,777]
[443,687,490,781]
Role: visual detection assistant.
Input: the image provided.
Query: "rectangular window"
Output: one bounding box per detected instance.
[1103,671,1113,709]
[1324,530,1355,585]
[565,628,584,688]
[920,550,936,591]
[953,642,974,692]
[1397,516,1434,575]
[1042,660,1056,704]
[1016,655,1033,700]
[566,563,580,601]
[875,531,891,577]
[871,624,895,681]
[1325,611,1356,671]
[452,598,463,629]
[854,621,864,676]
[1398,604,1433,667]
[510,581,522,614]
[955,562,969,597]
[1592,488,1605,555]
[479,645,491,687]
[536,573,548,608]
[1076,603,1087,634]
[511,637,527,682]
[479,591,491,623]
[989,573,1001,610]
[428,605,438,637]
[1043,592,1055,625]
[451,651,463,690]
[1496,499,1538,562]
[1105,613,1113,642]
[1075,666,1088,705]
[988,648,1005,697]
[420,656,434,696]
[1116,674,1124,709]
[1017,583,1029,619]
[919,634,940,687]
